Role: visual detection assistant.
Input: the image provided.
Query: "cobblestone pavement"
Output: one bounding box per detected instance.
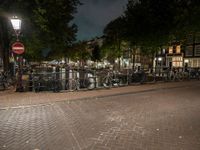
[0,81,199,109]
[0,82,200,150]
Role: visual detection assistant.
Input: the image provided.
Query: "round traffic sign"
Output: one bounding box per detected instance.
[12,42,25,55]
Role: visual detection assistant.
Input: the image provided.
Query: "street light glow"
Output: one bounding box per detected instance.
[10,17,21,30]
[184,59,189,63]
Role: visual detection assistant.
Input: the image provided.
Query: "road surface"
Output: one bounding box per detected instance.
[0,81,200,150]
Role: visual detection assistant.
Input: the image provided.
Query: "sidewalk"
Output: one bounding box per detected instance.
[0,80,198,109]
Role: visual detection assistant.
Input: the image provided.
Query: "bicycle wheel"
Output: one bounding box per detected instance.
[132,73,141,83]
[178,73,183,81]
[6,76,16,86]
[65,79,78,91]
[102,77,112,88]
[33,81,41,92]
[87,77,95,90]
[168,72,174,82]
[82,78,89,89]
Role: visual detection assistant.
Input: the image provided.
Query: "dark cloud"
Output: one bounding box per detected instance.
[74,0,128,41]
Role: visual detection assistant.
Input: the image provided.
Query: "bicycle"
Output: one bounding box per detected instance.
[128,69,147,84]
[0,72,6,90]
[47,76,62,92]
[33,75,46,92]
[181,71,190,81]
[168,68,183,82]
[102,70,122,88]
[0,71,16,90]
[65,77,80,91]
[189,68,200,80]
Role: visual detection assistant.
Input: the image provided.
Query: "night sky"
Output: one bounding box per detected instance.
[74,0,128,41]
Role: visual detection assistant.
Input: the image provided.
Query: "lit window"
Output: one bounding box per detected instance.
[163,49,165,54]
[169,46,173,54]
[172,57,183,67]
[193,59,198,67]
[176,45,181,53]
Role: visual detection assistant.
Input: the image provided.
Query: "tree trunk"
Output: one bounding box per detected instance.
[0,16,10,72]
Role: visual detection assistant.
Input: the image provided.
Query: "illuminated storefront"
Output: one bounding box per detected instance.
[166,44,183,68]
[184,33,200,68]
[184,58,200,68]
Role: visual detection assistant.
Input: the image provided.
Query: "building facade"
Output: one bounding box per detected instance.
[166,42,184,68]
[184,33,200,68]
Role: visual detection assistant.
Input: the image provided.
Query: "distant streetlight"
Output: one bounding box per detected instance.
[158,57,163,76]
[158,57,162,61]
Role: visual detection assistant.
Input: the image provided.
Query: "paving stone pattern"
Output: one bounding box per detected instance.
[0,83,200,150]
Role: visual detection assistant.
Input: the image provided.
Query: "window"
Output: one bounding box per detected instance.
[195,45,200,56]
[169,46,173,54]
[172,57,183,67]
[185,46,193,56]
[193,59,198,67]
[176,45,181,53]
[163,49,166,54]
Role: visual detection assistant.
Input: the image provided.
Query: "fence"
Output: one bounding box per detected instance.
[1,67,200,92]
[22,68,130,92]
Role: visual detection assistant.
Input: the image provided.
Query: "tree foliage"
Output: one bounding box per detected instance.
[69,41,90,62]
[91,44,101,62]
[102,17,126,61]
[103,0,200,56]
[173,0,200,38]
[0,14,10,70]
[125,0,176,47]
[0,0,80,61]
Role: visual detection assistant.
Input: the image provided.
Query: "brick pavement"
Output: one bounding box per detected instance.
[0,81,200,150]
[0,81,199,109]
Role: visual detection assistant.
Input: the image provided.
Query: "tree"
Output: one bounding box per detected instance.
[103,17,126,62]
[68,41,90,66]
[0,0,80,62]
[0,14,10,71]
[125,0,176,48]
[172,0,200,39]
[125,0,200,46]
[91,44,101,62]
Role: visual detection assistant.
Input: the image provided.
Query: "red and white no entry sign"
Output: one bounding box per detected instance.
[12,42,25,55]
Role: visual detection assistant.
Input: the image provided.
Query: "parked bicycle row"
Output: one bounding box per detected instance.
[0,71,16,91]
[0,67,200,92]
[25,69,128,92]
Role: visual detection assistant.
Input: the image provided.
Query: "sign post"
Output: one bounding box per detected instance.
[12,41,25,92]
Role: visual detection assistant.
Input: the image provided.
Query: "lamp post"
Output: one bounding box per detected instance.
[10,16,24,92]
[158,57,162,76]
[10,16,21,41]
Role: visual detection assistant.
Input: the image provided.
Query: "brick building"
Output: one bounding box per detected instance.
[184,33,200,68]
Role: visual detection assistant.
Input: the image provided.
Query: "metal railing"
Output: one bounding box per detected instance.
[1,67,199,92]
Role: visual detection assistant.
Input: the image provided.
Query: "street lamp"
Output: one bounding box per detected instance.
[158,57,163,76]
[10,16,21,41]
[158,57,162,62]
[10,16,23,92]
